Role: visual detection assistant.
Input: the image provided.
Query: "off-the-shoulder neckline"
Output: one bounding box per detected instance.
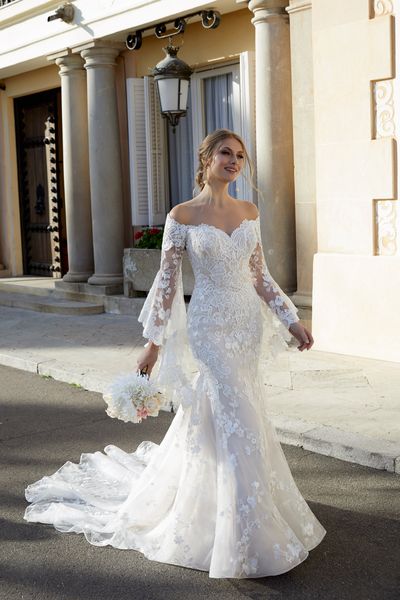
[167,213,259,239]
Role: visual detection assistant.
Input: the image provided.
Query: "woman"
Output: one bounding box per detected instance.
[24,129,326,578]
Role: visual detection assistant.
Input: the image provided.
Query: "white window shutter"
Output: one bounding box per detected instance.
[126,78,149,226]
[144,76,167,226]
[239,51,257,204]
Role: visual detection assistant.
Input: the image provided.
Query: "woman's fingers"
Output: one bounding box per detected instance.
[300,327,314,350]
[294,324,314,351]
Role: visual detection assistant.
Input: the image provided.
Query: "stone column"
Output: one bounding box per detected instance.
[54,53,94,282]
[286,0,316,308]
[80,44,125,286]
[248,0,296,292]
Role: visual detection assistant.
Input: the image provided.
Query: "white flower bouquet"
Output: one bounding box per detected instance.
[103,371,163,424]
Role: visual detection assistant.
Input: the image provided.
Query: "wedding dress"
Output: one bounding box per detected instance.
[24,213,326,578]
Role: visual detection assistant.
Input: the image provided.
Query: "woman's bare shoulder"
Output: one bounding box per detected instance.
[169,200,200,225]
[237,200,259,220]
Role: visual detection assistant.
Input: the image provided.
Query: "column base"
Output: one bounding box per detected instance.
[87,273,123,286]
[63,271,93,283]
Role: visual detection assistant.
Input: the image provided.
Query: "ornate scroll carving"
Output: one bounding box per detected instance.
[374,80,395,138]
[375,200,398,255]
[373,1,397,255]
[374,1,394,17]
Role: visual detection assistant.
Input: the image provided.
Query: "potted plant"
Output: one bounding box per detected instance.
[123,225,194,296]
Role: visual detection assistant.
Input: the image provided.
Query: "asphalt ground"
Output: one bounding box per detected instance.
[1,365,399,600]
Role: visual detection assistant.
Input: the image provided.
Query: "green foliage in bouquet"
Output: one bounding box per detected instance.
[134,226,164,249]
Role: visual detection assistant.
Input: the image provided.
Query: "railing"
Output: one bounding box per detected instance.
[0,0,19,6]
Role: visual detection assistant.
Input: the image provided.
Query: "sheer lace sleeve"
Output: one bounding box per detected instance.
[138,214,187,346]
[249,218,300,330]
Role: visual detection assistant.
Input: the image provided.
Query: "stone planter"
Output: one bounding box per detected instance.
[123,248,195,296]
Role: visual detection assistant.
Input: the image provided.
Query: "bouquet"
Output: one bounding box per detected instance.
[103,370,163,424]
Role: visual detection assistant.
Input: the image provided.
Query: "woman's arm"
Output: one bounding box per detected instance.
[136,213,187,374]
[249,214,313,351]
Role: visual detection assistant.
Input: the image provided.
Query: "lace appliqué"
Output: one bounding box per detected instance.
[138,215,187,346]
[249,219,299,330]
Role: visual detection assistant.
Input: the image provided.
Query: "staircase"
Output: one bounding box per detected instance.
[0,277,105,315]
[0,277,147,317]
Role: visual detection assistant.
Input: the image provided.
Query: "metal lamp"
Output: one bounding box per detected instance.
[152,44,193,130]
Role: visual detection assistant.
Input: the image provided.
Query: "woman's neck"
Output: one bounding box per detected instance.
[198,182,232,209]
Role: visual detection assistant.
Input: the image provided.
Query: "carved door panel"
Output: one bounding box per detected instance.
[15,89,68,277]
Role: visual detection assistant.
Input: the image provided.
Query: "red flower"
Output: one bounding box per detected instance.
[149,227,161,234]
[134,231,144,240]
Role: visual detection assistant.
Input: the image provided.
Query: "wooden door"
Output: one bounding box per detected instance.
[15,89,68,277]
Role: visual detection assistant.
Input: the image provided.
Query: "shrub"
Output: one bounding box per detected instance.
[134,226,164,249]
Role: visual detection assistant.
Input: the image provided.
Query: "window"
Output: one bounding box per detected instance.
[168,65,240,205]
[126,52,255,226]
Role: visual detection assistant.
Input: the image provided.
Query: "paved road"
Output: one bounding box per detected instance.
[1,365,399,600]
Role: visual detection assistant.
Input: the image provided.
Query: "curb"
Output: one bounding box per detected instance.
[1,351,399,475]
[271,415,400,475]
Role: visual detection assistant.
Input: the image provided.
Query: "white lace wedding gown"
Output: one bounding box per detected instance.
[24,213,326,578]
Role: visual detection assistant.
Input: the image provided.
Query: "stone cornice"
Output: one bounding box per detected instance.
[72,39,125,55]
[286,0,312,15]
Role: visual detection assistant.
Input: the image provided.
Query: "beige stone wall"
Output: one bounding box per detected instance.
[131,9,254,77]
[311,0,400,362]
[287,0,316,307]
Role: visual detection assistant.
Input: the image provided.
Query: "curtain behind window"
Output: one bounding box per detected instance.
[168,71,236,207]
[204,72,234,133]
[167,88,194,207]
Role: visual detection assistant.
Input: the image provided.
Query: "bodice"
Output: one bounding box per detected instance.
[185,218,259,294]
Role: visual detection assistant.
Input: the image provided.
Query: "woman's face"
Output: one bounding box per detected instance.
[206,137,245,185]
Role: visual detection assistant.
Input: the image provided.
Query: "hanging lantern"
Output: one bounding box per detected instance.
[152,43,193,130]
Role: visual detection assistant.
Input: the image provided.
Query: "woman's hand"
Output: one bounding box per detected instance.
[136,341,160,377]
[289,321,314,352]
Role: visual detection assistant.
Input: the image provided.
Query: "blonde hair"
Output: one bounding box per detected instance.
[195,129,255,192]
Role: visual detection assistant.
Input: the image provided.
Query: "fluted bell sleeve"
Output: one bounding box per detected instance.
[249,217,300,330]
[138,214,188,347]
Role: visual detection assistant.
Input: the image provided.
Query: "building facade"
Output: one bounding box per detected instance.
[0,0,398,362]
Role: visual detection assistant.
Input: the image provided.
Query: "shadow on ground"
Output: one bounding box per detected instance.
[1,364,399,600]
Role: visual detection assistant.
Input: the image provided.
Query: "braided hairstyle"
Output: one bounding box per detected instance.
[194,129,254,192]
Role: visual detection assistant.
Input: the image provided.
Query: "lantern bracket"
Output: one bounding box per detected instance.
[126,9,221,50]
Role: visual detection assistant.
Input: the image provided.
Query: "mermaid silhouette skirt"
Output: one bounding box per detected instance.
[24,215,326,578]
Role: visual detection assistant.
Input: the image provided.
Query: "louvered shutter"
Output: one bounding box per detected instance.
[144,76,167,226]
[126,78,149,226]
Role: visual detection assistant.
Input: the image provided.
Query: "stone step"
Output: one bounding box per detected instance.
[0,278,56,297]
[0,290,104,315]
[103,295,146,316]
[54,280,123,296]
[52,288,105,304]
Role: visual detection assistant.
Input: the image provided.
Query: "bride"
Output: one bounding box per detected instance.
[24,129,326,579]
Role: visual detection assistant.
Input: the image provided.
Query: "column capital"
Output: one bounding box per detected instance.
[80,46,121,69]
[248,0,289,24]
[55,54,85,76]
[248,0,289,11]
[73,39,125,69]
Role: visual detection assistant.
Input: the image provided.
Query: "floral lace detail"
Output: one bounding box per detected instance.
[249,218,300,329]
[138,215,187,346]
[24,210,326,579]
